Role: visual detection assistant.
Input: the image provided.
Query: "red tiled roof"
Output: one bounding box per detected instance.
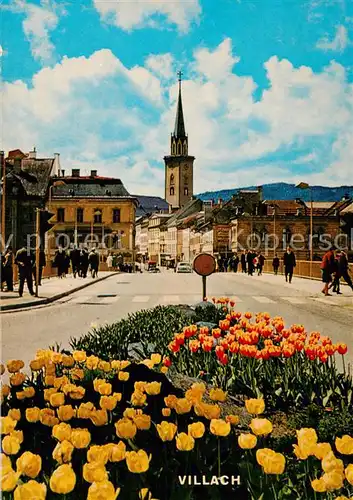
[7,149,26,159]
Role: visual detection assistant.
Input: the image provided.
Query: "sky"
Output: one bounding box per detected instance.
[1,0,353,196]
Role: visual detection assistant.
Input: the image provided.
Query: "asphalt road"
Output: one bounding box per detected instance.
[1,271,353,367]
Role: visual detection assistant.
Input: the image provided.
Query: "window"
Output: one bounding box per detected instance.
[94,209,102,223]
[184,187,189,196]
[170,187,175,196]
[57,208,65,222]
[170,174,174,185]
[76,208,84,223]
[113,208,121,223]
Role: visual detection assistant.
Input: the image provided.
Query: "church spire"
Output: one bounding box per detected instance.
[173,71,186,139]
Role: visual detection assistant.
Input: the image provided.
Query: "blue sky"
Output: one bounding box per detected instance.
[1,0,353,195]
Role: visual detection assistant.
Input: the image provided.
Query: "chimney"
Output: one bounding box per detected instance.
[0,151,4,177]
[72,169,80,177]
[90,170,97,177]
[28,147,37,159]
[61,170,65,177]
[53,153,61,176]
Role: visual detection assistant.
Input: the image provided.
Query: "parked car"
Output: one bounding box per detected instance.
[176,262,193,273]
[148,261,160,273]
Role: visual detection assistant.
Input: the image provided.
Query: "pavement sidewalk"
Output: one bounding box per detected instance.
[0,272,118,312]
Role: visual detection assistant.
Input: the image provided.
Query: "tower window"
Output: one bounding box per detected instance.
[170,174,174,185]
[184,187,189,196]
[177,143,182,155]
[76,208,84,223]
[57,208,65,222]
[113,208,121,223]
[94,209,102,223]
[170,187,175,196]
[172,143,176,155]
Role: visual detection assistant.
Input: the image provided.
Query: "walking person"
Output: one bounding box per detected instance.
[33,248,46,286]
[321,246,336,296]
[233,253,239,273]
[69,245,80,278]
[53,247,67,278]
[106,253,113,272]
[2,246,14,292]
[330,251,341,294]
[283,246,296,283]
[257,252,265,276]
[247,250,254,276]
[338,250,353,291]
[15,244,35,297]
[88,248,99,278]
[272,254,280,275]
[241,250,247,273]
[79,247,89,278]
[112,253,117,271]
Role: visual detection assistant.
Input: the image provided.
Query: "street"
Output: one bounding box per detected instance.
[1,271,353,367]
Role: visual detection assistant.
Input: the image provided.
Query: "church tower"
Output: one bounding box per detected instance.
[164,71,195,210]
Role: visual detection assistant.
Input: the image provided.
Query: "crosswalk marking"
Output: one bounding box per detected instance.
[99,295,120,304]
[69,295,92,304]
[132,296,150,303]
[161,295,180,303]
[282,297,306,305]
[252,296,275,304]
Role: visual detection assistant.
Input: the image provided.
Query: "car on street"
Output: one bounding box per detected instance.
[176,262,193,273]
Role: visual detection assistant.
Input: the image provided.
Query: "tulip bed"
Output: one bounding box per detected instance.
[1,298,353,499]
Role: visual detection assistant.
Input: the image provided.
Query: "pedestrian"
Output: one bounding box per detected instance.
[53,247,67,278]
[88,248,99,278]
[33,248,46,286]
[338,250,353,291]
[321,246,336,296]
[69,245,80,278]
[241,250,247,273]
[2,246,14,291]
[233,254,239,272]
[15,243,35,297]
[112,253,117,271]
[330,250,341,294]
[283,246,296,284]
[247,250,254,276]
[106,253,113,271]
[79,247,89,278]
[272,254,280,275]
[257,252,265,276]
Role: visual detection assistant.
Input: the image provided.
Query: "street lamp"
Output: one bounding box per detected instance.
[296,182,313,277]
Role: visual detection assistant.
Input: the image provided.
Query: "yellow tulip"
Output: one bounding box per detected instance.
[2,435,21,455]
[14,480,47,500]
[1,454,12,475]
[249,418,273,436]
[44,388,58,401]
[10,373,26,387]
[322,471,344,491]
[6,360,25,373]
[134,381,146,392]
[150,353,162,365]
[297,428,318,448]
[77,402,95,419]
[90,409,108,427]
[209,388,227,402]
[176,433,195,451]
[322,452,344,474]
[210,419,231,437]
[87,480,120,500]
[1,384,10,399]
[314,443,332,460]
[57,404,76,422]
[83,461,108,483]
[110,441,126,462]
[98,360,111,372]
[123,408,137,419]
[118,371,129,381]
[145,382,161,396]
[52,440,74,464]
[70,368,85,381]
[131,390,147,407]
[263,452,285,475]
[194,402,221,420]
[188,422,205,439]
[70,428,91,449]
[245,398,265,415]
[293,444,311,460]
[115,418,137,439]
[126,450,150,473]
[97,382,112,396]
[49,464,76,494]
[162,408,171,417]
[311,478,327,493]
[62,355,74,368]
[30,358,45,371]
[39,408,59,427]
[191,382,206,395]
[45,375,55,386]
[50,392,65,407]
[1,470,20,492]
[54,376,69,389]
[335,435,353,455]
[134,413,151,430]
[226,414,240,425]
[87,445,110,465]
[16,451,41,478]
[52,422,72,442]
[238,433,257,449]
[157,421,177,442]
[164,395,178,408]
[73,350,87,362]
[345,464,353,485]
[160,366,168,374]
[50,352,63,364]
[256,448,276,467]
[1,416,17,434]
[25,407,41,423]
[175,398,192,415]
[86,355,99,370]
[100,395,119,411]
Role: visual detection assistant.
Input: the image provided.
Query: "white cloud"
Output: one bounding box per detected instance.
[12,0,63,64]
[93,0,201,33]
[2,39,353,196]
[146,54,174,80]
[317,25,350,52]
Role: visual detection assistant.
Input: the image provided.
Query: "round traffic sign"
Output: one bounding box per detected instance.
[193,253,216,277]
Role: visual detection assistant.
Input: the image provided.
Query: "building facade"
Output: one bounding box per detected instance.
[47,169,138,262]
[164,74,195,210]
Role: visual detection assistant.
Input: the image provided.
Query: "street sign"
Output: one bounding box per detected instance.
[193,253,216,277]
[193,253,216,301]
